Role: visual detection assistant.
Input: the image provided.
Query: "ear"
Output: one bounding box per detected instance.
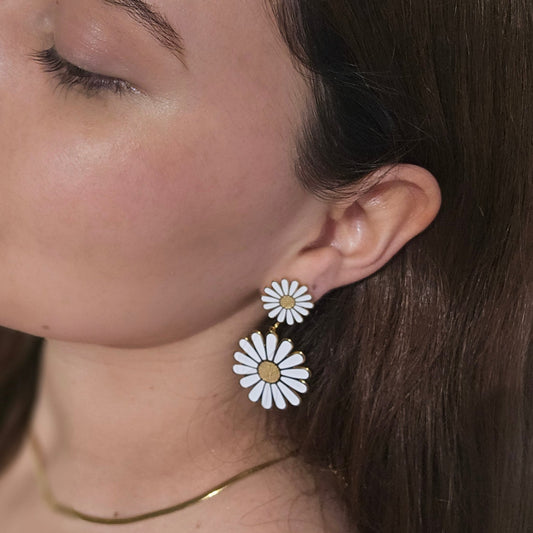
[262,164,441,301]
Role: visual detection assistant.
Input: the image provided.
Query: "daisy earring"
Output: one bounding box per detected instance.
[232,279,315,410]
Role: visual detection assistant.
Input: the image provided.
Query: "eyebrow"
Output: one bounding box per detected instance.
[102,0,187,68]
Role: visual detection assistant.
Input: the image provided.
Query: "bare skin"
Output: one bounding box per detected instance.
[0,1,441,531]
[1,423,351,533]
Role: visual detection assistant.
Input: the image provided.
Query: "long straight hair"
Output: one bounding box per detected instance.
[259,1,532,531]
[1,1,532,532]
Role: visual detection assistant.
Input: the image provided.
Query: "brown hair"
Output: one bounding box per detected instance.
[1,1,532,531]
[259,0,532,531]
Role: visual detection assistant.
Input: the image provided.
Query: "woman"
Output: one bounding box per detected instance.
[0,0,530,531]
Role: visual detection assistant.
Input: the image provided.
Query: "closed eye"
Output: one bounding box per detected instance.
[29,46,141,97]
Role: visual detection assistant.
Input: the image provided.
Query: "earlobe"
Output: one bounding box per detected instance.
[266,164,441,301]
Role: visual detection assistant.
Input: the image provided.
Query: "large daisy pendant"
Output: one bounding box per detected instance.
[232,330,310,409]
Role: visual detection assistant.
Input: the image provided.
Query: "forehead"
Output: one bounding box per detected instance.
[146,0,278,49]
[71,0,281,67]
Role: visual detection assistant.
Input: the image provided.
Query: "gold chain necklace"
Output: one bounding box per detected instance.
[29,431,298,525]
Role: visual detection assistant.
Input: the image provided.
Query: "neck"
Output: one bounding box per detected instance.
[29,303,288,518]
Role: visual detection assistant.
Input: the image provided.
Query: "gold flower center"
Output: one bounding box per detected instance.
[258,361,281,383]
[280,295,296,309]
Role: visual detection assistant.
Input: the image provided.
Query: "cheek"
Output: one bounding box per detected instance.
[19,113,300,272]
[0,103,308,345]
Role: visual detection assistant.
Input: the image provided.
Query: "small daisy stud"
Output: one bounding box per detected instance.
[260,279,314,326]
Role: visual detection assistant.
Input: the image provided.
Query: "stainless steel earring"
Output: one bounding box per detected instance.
[232,279,314,409]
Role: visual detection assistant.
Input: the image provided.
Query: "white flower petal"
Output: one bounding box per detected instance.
[279,353,305,369]
[251,332,266,360]
[240,373,261,388]
[273,340,293,364]
[280,367,309,380]
[294,293,313,301]
[268,306,282,319]
[286,310,294,326]
[288,280,299,296]
[262,302,280,310]
[261,295,279,303]
[233,364,258,375]
[278,308,287,322]
[233,365,257,376]
[271,384,287,409]
[281,279,290,294]
[248,380,265,402]
[295,301,314,309]
[239,338,262,363]
[271,281,285,296]
[293,305,310,316]
[280,376,308,394]
[261,383,273,409]
[265,333,278,361]
[234,351,259,368]
[277,381,301,406]
[292,285,308,298]
[291,309,304,323]
[264,287,281,299]
[295,294,313,307]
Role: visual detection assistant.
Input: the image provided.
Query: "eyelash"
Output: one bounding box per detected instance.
[30,46,139,97]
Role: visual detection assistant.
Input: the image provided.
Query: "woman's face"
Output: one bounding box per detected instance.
[0,0,320,346]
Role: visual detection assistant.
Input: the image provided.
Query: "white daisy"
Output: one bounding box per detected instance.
[232,330,311,409]
[260,279,314,326]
